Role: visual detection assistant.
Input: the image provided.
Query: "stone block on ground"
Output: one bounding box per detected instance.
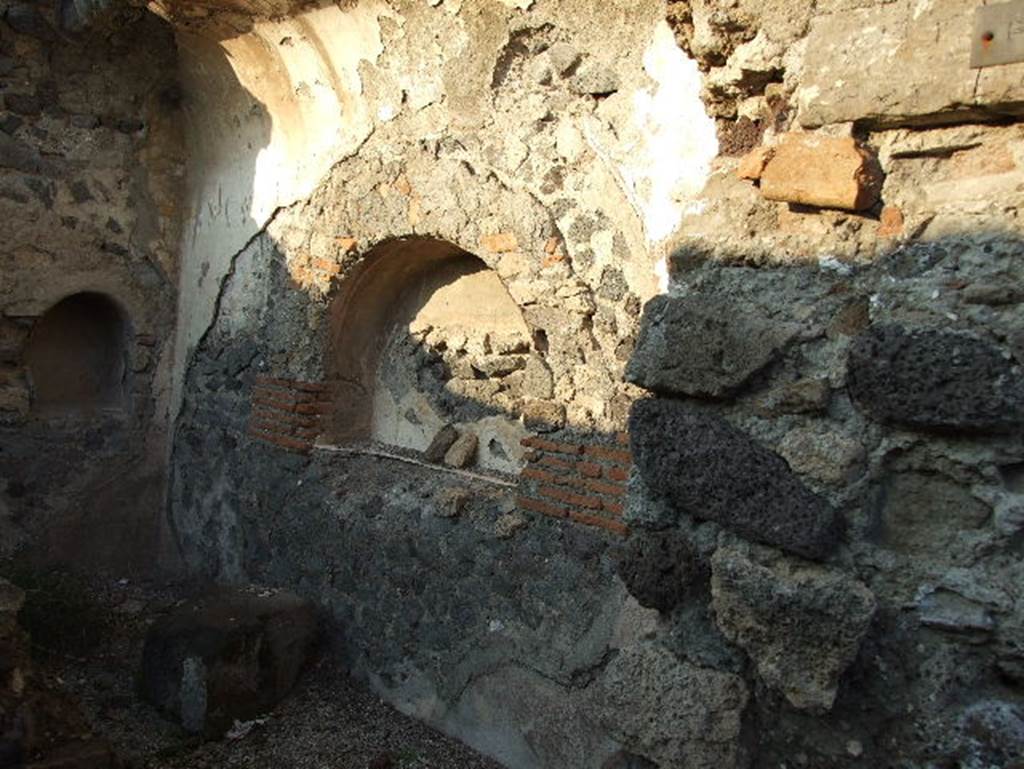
[757,134,883,211]
[424,424,458,463]
[847,324,1024,432]
[629,399,841,560]
[140,586,317,737]
[626,295,797,399]
[443,431,478,468]
[593,642,749,769]
[710,545,876,711]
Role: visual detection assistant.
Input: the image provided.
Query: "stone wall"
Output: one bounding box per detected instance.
[2,0,1023,767]
[167,0,1024,767]
[0,0,183,570]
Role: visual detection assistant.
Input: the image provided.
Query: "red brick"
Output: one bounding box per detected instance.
[584,445,632,464]
[518,495,569,519]
[584,478,626,497]
[252,394,299,413]
[520,436,583,455]
[291,380,333,394]
[568,511,629,536]
[251,407,318,428]
[578,462,602,478]
[248,427,311,454]
[538,455,576,473]
[603,500,625,516]
[520,467,565,485]
[295,401,334,416]
[606,466,630,482]
[539,485,602,510]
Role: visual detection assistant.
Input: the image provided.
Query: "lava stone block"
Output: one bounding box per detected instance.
[629,399,841,560]
[848,324,1024,432]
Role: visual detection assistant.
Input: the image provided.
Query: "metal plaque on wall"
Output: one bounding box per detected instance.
[971,1,1024,68]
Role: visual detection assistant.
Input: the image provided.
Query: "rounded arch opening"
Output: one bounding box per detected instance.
[326,236,536,474]
[24,292,130,413]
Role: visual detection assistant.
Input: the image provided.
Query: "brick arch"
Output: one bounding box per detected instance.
[322,235,539,473]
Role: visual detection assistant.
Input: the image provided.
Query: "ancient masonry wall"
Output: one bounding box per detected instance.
[0,0,183,571]
[1,0,1023,768]
[166,0,1024,766]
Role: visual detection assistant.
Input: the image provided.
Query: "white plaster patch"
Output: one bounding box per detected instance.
[583,22,717,246]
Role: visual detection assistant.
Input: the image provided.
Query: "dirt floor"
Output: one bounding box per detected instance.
[23,573,504,769]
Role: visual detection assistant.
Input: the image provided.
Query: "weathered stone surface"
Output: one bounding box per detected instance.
[521,400,566,432]
[629,399,841,559]
[848,325,1024,432]
[443,432,478,468]
[758,134,883,211]
[796,0,1024,128]
[879,473,991,554]
[613,529,702,613]
[710,545,876,711]
[626,295,797,399]
[753,378,830,417]
[0,578,24,615]
[778,426,864,486]
[594,643,749,769]
[140,587,317,736]
[424,424,458,463]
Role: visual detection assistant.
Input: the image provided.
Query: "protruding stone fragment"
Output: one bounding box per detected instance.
[613,530,703,613]
[758,134,883,211]
[522,400,565,432]
[710,545,876,711]
[424,424,458,462]
[847,324,1024,432]
[736,145,774,180]
[626,295,797,399]
[753,378,830,416]
[629,399,841,560]
[594,643,749,769]
[778,426,864,486]
[140,587,317,737]
[444,431,478,468]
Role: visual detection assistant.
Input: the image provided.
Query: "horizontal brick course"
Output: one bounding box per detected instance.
[539,485,603,510]
[569,510,628,536]
[584,478,626,497]
[518,495,569,519]
[517,429,633,536]
[250,375,332,453]
[520,436,584,455]
[248,427,312,454]
[584,445,632,465]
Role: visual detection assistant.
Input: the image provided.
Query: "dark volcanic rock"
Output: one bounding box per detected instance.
[140,587,317,737]
[626,294,797,399]
[848,324,1024,432]
[613,529,703,613]
[629,399,840,560]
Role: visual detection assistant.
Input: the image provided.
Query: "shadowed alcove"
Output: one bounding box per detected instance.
[24,292,130,413]
[325,236,534,474]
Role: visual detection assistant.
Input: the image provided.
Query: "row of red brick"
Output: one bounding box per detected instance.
[517,434,632,536]
[248,376,333,454]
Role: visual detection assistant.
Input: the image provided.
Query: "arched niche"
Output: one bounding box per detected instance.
[326,237,536,474]
[24,292,130,413]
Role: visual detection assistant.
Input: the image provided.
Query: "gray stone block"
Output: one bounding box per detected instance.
[710,545,876,711]
[629,398,841,560]
[626,295,796,399]
[847,324,1024,432]
[594,643,749,769]
[613,529,703,613]
[140,586,317,737]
